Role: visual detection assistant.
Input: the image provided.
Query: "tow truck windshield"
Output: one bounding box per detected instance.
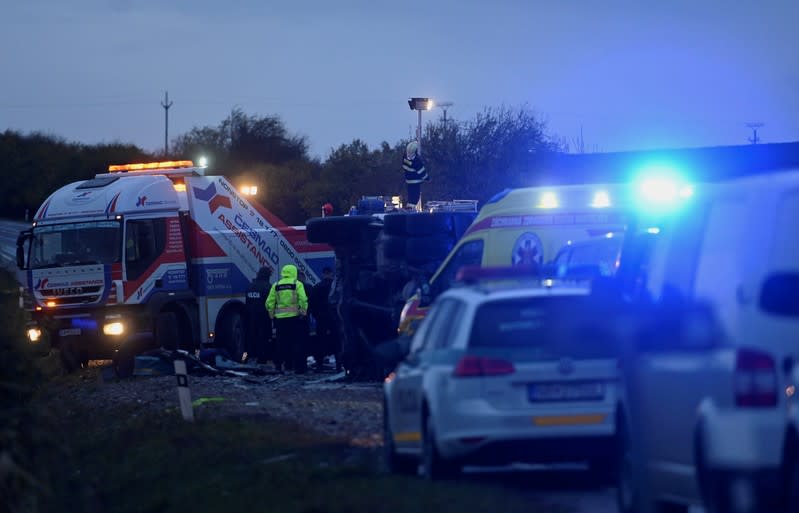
[30,221,121,269]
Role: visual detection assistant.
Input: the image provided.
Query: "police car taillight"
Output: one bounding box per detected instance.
[453,355,515,377]
[735,348,778,408]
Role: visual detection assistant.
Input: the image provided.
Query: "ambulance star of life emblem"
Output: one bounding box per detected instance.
[557,357,575,375]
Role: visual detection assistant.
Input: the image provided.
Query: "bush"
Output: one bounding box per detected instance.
[0,269,53,513]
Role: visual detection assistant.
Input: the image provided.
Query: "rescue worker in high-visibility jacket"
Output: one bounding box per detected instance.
[266,264,308,374]
[402,140,429,210]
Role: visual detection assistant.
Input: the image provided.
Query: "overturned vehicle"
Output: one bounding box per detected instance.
[306,198,477,379]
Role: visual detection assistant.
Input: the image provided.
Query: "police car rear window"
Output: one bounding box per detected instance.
[468,296,617,358]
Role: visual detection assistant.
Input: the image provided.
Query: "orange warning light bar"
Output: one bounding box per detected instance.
[108,160,195,172]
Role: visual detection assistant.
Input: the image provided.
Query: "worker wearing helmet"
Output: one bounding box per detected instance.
[266,264,308,374]
[402,140,429,211]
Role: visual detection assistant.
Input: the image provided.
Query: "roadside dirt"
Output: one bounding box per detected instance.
[42,361,385,447]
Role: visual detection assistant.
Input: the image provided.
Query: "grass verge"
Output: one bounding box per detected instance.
[38,404,557,513]
[2,268,561,513]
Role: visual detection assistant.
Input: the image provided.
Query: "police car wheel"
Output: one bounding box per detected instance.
[383,401,418,475]
[421,413,457,480]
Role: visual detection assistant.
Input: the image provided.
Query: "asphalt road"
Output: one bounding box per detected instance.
[0,217,639,513]
[0,219,30,284]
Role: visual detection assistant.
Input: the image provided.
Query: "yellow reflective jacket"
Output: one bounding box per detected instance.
[266,264,308,319]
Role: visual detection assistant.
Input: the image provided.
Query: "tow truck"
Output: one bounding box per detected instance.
[17,160,333,373]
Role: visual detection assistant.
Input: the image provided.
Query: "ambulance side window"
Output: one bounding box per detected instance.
[432,240,484,294]
[125,219,166,280]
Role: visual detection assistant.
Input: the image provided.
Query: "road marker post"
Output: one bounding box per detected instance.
[174,359,194,422]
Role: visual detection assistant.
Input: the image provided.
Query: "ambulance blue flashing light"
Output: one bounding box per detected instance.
[633,164,694,212]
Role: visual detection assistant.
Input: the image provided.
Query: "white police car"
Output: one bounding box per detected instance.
[383,281,621,479]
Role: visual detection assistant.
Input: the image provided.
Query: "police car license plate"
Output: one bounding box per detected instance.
[59,328,81,337]
[528,382,604,402]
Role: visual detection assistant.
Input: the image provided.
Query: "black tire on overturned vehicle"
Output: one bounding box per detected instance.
[383,212,457,237]
[306,216,373,246]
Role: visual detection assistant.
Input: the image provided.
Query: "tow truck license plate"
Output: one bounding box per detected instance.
[58,328,81,337]
[528,382,604,402]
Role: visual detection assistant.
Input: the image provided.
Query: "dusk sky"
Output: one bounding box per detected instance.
[3,0,798,159]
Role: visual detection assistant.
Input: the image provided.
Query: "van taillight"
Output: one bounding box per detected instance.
[735,349,778,408]
[453,355,515,377]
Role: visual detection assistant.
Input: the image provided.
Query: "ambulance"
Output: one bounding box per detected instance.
[17,160,333,372]
[398,177,694,334]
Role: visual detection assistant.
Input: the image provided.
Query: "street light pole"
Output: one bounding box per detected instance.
[417,109,422,155]
[408,97,434,155]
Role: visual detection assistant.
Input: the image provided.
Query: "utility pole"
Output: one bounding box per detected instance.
[746,122,764,144]
[437,101,454,124]
[228,105,242,152]
[161,91,173,155]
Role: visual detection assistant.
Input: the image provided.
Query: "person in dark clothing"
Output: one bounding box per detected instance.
[309,267,339,372]
[245,266,273,364]
[293,270,313,374]
[402,140,429,210]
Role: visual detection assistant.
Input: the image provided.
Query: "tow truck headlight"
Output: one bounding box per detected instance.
[103,322,125,336]
[27,327,42,343]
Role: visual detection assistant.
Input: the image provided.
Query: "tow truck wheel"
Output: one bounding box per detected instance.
[59,341,79,374]
[113,345,135,378]
[218,310,245,363]
[156,311,180,350]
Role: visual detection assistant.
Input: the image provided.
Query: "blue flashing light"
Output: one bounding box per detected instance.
[632,164,694,213]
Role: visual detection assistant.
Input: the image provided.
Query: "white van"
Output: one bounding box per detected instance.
[618,171,799,513]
